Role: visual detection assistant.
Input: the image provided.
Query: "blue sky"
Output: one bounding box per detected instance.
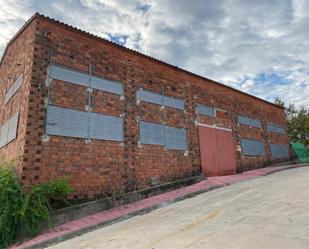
[0,0,308,107]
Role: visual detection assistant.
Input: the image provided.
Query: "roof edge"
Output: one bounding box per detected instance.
[0,12,39,67]
[1,12,284,109]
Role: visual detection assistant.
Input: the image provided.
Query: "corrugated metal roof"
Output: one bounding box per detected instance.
[0,12,284,109]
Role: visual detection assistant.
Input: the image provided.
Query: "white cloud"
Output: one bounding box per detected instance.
[0,0,308,108]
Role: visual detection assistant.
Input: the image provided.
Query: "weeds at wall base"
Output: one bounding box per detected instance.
[0,156,73,248]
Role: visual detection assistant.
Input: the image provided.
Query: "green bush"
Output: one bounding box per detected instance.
[0,166,23,249]
[0,158,74,248]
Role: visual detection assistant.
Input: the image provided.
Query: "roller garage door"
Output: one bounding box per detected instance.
[198,125,236,176]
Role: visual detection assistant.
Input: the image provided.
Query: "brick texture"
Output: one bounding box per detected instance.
[0,20,36,176]
[0,14,290,199]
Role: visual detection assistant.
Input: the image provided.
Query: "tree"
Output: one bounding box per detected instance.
[274,98,309,146]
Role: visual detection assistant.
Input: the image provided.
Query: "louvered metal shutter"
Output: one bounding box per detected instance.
[0,125,2,148]
[7,112,19,143]
[250,119,261,128]
[165,126,187,150]
[49,64,89,87]
[4,74,23,104]
[196,104,215,117]
[49,64,123,95]
[13,74,23,92]
[267,123,285,134]
[46,105,88,138]
[238,115,261,128]
[91,76,123,95]
[138,89,185,110]
[0,120,9,148]
[140,121,164,145]
[139,121,187,150]
[89,112,123,141]
[163,96,184,110]
[270,144,289,158]
[4,87,13,104]
[138,89,163,106]
[238,115,251,126]
[240,139,265,156]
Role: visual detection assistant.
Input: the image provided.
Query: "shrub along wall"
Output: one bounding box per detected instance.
[0,157,73,248]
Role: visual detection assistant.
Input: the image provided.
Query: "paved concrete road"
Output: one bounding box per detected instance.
[48,167,309,249]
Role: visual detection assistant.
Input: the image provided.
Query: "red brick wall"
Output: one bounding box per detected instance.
[0,20,36,177]
[0,15,290,198]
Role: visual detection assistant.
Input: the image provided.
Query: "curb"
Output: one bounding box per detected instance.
[14,164,309,249]
[18,185,222,249]
[50,174,204,227]
[264,163,309,176]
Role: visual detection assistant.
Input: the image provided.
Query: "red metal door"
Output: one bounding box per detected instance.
[198,126,236,176]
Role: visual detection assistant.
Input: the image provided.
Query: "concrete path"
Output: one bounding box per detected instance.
[47,167,309,249]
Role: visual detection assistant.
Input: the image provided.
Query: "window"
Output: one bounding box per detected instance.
[46,105,123,141]
[267,123,285,134]
[238,115,261,128]
[270,144,289,158]
[240,138,265,156]
[137,88,184,110]
[196,104,215,117]
[4,73,23,104]
[49,64,123,95]
[139,121,164,145]
[0,112,19,148]
[139,121,187,150]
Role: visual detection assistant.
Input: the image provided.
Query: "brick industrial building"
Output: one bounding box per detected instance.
[0,13,290,199]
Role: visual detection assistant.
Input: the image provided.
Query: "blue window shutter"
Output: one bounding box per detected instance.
[0,112,19,147]
[46,105,124,142]
[165,126,187,150]
[0,120,9,148]
[49,64,89,87]
[270,144,289,158]
[13,74,23,93]
[267,123,285,134]
[250,119,261,128]
[49,64,123,95]
[139,121,187,150]
[163,96,184,110]
[0,125,2,148]
[238,115,251,126]
[140,121,164,145]
[4,86,14,104]
[46,105,88,138]
[238,115,261,128]
[4,73,23,104]
[138,89,185,110]
[91,76,123,95]
[138,89,163,106]
[196,104,215,117]
[7,112,19,143]
[240,139,265,156]
[89,112,123,141]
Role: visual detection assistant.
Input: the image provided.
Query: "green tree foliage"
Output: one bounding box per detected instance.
[275,98,309,146]
[0,157,74,248]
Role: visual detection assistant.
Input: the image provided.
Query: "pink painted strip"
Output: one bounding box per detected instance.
[11,164,300,249]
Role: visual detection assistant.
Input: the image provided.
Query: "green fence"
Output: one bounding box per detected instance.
[291,142,309,163]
